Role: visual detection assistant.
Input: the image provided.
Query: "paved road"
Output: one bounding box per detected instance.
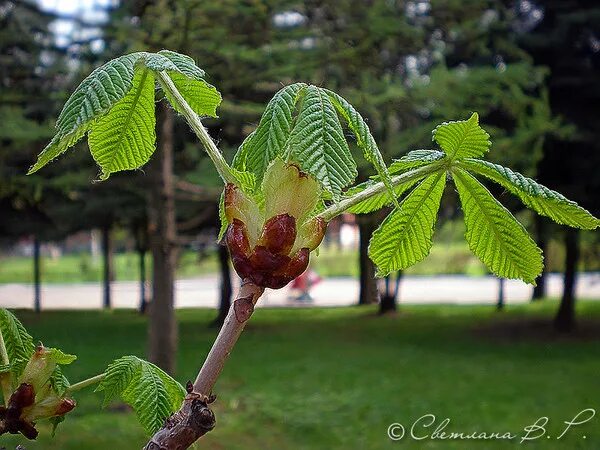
[0,273,599,310]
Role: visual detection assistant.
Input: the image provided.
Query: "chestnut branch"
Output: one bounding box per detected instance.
[143,281,264,450]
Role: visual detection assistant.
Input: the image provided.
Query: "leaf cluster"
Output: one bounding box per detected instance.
[0,309,185,437]
[30,51,599,284]
[96,355,185,434]
[362,113,599,282]
[28,51,221,180]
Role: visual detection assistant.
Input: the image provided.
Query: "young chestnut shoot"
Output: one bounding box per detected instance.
[2,50,595,448]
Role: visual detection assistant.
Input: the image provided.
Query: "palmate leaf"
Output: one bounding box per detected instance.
[323,89,396,205]
[433,112,491,160]
[28,52,145,174]
[289,86,357,200]
[453,169,543,283]
[238,83,307,181]
[369,173,446,276]
[459,159,599,230]
[88,67,156,180]
[0,309,34,377]
[29,50,218,177]
[96,356,185,434]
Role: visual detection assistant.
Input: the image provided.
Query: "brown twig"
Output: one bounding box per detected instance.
[143,280,264,450]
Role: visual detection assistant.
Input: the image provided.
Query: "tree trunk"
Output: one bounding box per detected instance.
[554,228,579,332]
[148,103,178,374]
[139,247,148,314]
[496,278,505,311]
[33,235,41,313]
[101,224,113,309]
[379,295,396,314]
[212,244,232,327]
[379,271,401,314]
[532,215,547,300]
[357,215,378,305]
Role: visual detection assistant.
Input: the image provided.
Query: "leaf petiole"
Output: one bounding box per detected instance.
[317,160,447,221]
[64,373,105,394]
[156,71,236,184]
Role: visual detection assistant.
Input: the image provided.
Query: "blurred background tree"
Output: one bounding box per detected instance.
[1,0,598,379]
[518,0,600,331]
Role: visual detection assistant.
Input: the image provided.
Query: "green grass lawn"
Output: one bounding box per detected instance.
[2,300,599,449]
[0,242,488,284]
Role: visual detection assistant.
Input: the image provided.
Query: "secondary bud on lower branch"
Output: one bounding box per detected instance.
[224,159,327,289]
[0,345,77,440]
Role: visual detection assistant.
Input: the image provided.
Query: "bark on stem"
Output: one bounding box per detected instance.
[143,280,264,450]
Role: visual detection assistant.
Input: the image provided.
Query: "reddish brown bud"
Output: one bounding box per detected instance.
[1,383,38,439]
[226,219,251,257]
[258,214,296,255]
[230,254,253,279]
[18,419,38,439]
[249,246,291,272]
[9,383,35,411]
[280,248,310,279]
[265,275,294,289]
[54,398,76,416]
[223,159,328,290]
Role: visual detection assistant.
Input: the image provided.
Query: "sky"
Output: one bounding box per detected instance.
[37,0,118,49]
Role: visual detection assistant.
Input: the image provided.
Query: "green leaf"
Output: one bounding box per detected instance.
[460,159,599,230]
[289,86,357,200]
[28,52,146,174]
[231,168,256,193]
[232,131,253,171]
[452,168,543,283]
[369,173,446,276]
[49,415,65,437]
[238,83,306,181]
[96,356,185,434]
[121,361,185,434]
[155,50,221,118]
[95,355,141,407]
[145,52,221,117]
[344,177,422,214]
[29,50,219,176]
[433,112,491,160]
[46,348,77,365]
[389,150,446,173]
[0,309,34,376]
[161,72,221,118]
[324,89,396,206]
[50,366,70,396]
[88,67,156,180]
[157,50,206,79]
